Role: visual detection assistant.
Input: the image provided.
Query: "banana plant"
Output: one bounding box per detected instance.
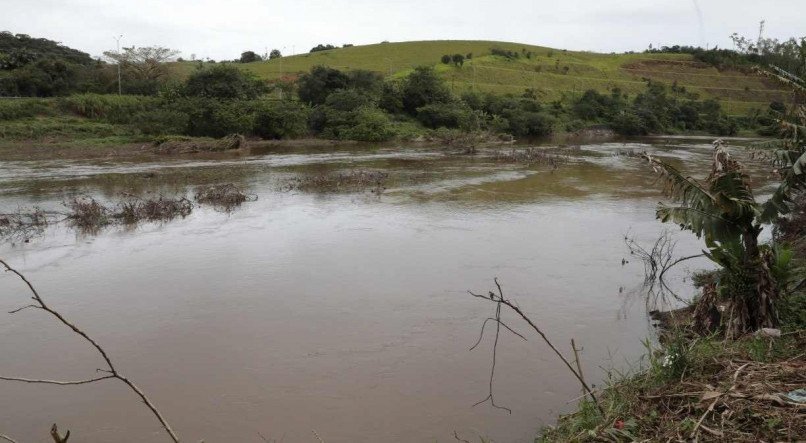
[643,64,805,337]
[643,141,779,336]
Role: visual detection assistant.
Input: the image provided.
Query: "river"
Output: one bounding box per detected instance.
[0,137,771,442]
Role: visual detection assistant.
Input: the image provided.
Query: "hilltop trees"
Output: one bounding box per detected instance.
[440,54,465,67]
[239,51,262,63]
[310,44,337,53]
[269,49,282,59]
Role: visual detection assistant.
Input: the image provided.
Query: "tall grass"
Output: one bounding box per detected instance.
[57,94,159,123]
[0,98,55,120]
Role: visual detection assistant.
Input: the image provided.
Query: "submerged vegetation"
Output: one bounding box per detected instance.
[0,183,258,243]
[282,170,389,195]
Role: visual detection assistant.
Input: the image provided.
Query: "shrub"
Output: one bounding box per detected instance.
[252,100,310,139]
[379,81,404,114]
[184,64,267,100]
[130,108,189,136]
[401,66,452,115]
[504,111,554,137]
[173,98,253,137]
[324,89,374,112]
[441,54,452,65]
[339,107,395,142]
[296,65,349,105]
[611,111,648,135]
[415,102,471,129]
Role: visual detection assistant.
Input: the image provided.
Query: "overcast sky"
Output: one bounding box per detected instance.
[1,0,803,60]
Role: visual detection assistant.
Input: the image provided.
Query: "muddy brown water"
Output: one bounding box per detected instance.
[0,138,773,442]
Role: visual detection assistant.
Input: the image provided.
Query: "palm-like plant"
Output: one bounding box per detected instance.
[643,61,805,338]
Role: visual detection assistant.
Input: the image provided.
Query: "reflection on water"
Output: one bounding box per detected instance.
[0,138,768,442]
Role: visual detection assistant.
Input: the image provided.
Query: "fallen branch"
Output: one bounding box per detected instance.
[0,258,179,442]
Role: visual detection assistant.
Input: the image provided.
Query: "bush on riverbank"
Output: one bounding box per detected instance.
[0,60,776,145]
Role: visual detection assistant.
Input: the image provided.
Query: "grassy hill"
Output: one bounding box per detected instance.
[172,40,790,116]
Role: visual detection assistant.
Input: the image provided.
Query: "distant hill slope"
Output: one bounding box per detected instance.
[0,31,95,67]
[173,40,789,115]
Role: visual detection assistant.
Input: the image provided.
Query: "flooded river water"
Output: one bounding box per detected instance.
[0,138,771,442]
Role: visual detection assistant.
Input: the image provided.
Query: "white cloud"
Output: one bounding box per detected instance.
[1,0,803,60]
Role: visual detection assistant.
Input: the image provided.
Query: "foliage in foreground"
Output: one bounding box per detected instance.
[538,330,806,442]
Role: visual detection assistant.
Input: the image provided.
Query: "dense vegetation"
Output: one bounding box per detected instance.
[1,31,804,144]
[540,57,806,443]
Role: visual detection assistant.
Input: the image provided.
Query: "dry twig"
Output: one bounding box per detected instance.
[469,278,603,414]
[0,258,179,442]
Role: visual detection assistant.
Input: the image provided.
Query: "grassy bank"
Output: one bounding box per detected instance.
[538,202,806,442]
[169,40,787,116]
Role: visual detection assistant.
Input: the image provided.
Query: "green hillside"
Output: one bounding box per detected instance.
[172,40,789,116]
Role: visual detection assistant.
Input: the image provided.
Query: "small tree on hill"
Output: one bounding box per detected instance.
[441,54,452,65]
[452,54,465,67]
[269,49,282,59]
[239,51,262,63]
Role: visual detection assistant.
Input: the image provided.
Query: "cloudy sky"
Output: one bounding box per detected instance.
[1,0,803,60]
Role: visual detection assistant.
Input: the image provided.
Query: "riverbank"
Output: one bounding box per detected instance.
[0,127,766,162]
[538,199,806,442]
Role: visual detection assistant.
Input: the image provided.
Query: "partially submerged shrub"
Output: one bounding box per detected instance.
[118,195,192,222]
[67,195,193,228]
[194,183,256,210]
[65,196,109,228]
[283,170,388,195]
[0,208,49,242]
[492,147,569,167]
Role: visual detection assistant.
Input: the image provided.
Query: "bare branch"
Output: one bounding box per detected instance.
[469,294,512,414]
[452,430,471,443]
[469,278,603,414]
[0,375,115,385]
[0,434,19,443]
[0,258,179,443]
[469,316,526,351]
[8,304,39,314]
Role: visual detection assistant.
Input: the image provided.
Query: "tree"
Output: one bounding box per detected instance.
[452,54,465,67]
[310,44,336,53]
[296,65,349,105]
[401,66,452,115]
[269,49,282,59]
[239,51,262,63]
[441,54,452,65]
[183,64,267,99]
[103,46,179,82]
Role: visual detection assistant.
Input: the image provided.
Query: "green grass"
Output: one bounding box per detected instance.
[0,116,141,142]
[170,40,788,116]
